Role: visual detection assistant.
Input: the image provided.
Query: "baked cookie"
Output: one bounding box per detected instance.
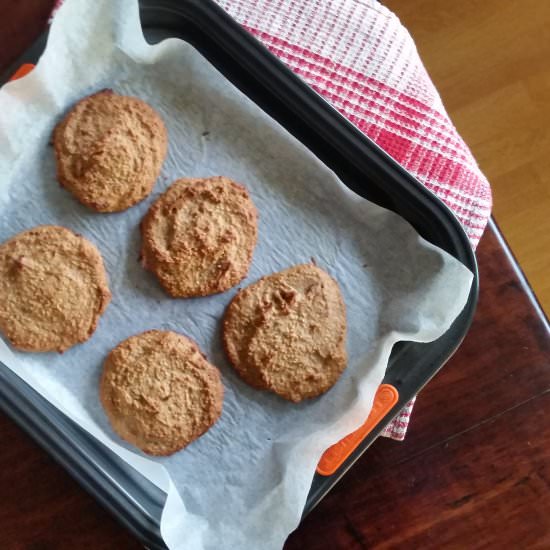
[223,264,347,402]
[0,225,111,353]
[53,89,167,212]
[141,176,258,297]
[100,330,224,456]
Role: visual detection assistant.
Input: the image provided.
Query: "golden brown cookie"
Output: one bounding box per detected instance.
[140,176,258,297]
[100,330,224,456]
[223,264,347,402]
[53,89,167,212]
[0,225,111,353]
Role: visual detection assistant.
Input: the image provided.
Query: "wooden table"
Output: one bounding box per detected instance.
[1,4,549,549]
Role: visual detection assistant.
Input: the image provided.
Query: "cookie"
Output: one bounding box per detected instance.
[100,330,224,456]
[223,264,347,402]
[141,176,258,297]
[53,89,167,212]
[0,225,111,353]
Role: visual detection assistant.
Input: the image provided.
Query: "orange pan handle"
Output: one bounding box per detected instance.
[9,63,35,81]
[317,383,399,476]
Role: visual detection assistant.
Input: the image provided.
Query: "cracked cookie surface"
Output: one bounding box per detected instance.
[0,225,111,352]
[100,330,224,456]
[140,176,258,297]
[223,264,347,402]
[53,90,167,212]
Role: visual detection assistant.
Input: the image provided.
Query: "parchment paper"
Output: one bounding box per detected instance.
[0,1,473,548]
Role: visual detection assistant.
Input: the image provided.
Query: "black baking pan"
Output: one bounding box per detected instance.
[0,0,479,547]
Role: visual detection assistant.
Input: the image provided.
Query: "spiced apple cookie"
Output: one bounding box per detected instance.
[140,176,258,297]
[223,264,347,402]
[100,330,224,456]
[0,225,111,352]
[53,90,167,212]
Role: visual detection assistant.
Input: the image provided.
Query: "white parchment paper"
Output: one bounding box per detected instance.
[0,1,473,548]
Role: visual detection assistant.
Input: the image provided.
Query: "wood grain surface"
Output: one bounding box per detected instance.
[385,0,550,314]
[0,2,549,549]
[0,0,54,71]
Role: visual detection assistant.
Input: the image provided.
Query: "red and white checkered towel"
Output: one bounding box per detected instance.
[51,0,492,439]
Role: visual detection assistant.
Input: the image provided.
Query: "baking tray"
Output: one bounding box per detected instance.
[0,0,479,547]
